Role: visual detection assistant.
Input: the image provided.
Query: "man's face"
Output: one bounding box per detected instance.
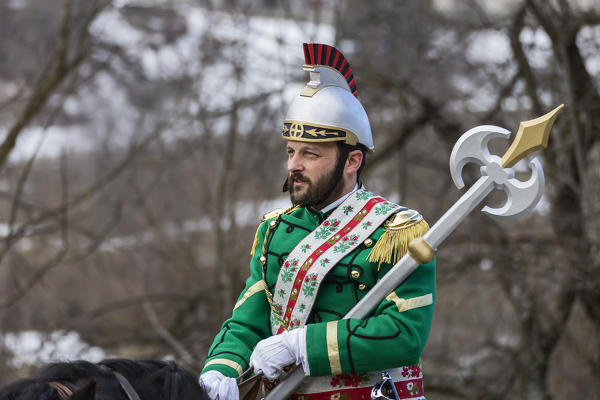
[286,141,342,208]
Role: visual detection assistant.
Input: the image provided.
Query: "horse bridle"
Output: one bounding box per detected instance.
[107,368,142,400]
[48,366,141,400]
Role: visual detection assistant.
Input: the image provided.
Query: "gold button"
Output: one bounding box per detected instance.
[364,239,373,247]
[259,256,267,265]
[351,270,360,279]
[269,220,278,229]
[358,284,367,291]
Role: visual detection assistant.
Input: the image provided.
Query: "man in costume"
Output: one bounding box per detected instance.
[199,43,436,400]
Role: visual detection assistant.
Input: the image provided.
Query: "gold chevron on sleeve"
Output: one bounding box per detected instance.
[234,281,267,310]
[386,293,433,312]
[204,358,244,376]
[326,321,342,375]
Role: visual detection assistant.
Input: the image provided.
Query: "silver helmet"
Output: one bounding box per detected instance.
[282,43,374,150]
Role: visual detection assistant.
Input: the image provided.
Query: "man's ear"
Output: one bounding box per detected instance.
[70,380,96,400]
[345,149,363,174]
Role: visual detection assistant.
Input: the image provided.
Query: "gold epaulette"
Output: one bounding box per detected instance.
[250,207,288,256]
[367,208,430,266]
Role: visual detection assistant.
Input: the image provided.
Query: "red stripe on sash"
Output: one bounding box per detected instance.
[277,197,386,334]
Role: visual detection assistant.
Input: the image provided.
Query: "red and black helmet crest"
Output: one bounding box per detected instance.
[302,43,358,98]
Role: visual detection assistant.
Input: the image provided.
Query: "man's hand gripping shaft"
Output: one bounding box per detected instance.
[250,327,308,380]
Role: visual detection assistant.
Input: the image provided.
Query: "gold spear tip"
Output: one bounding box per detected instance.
[501,104,564,168]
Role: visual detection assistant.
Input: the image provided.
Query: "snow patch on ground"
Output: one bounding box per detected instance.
[2,331,107,367]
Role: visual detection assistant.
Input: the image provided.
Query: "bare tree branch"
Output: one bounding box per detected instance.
[142,300,201,370]
[0,0,110,170]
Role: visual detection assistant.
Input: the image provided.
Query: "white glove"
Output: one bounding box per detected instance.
[199,370,239,400]
[249,327,309,380]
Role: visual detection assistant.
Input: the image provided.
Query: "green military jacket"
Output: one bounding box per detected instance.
[202,198,436,378]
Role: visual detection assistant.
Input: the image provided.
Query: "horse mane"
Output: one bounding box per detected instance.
[0,359,209,400]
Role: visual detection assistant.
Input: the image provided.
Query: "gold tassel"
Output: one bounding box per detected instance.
[250,224,261,256]
[367,218,429,266]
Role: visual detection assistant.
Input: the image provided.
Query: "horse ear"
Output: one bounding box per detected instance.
[69,380,96,400]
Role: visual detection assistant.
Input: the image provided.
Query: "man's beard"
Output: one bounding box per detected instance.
[287,167,343,208]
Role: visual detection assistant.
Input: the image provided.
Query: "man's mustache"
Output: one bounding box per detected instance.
[288,173,311,184]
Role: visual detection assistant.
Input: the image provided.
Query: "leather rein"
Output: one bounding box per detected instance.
[49,366,141,400]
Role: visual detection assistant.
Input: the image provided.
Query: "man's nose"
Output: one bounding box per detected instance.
[288,153,304,173]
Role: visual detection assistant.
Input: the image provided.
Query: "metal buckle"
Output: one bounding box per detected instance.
[371,372,400,400]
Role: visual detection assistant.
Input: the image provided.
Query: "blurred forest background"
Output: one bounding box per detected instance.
[0,0,599,398]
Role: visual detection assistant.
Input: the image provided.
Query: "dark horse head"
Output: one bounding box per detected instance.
[0,359,210,400]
